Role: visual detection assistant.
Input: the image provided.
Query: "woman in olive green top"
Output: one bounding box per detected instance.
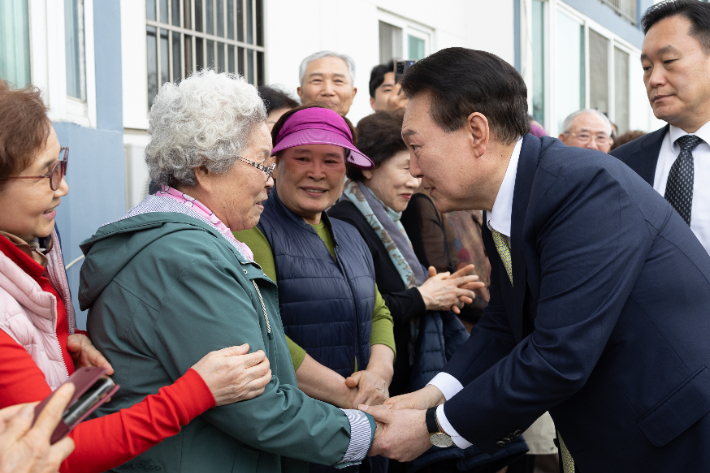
[235,105,396,418]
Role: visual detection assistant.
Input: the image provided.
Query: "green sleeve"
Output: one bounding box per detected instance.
[287,336,307,371]
[370,285,396,358]
[233,227,277,282]
[234,227,309,372]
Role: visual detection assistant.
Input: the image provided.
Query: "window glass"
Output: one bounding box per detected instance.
[216,0,225,37]
[589,29,609,115]
[246,0,253,44]
[65,0,86,100]
[146,0,264,105]
[0,0,31,87]
[614,47,630,134]
[555,10,584,133]
[172,31,182,82]
[408,35,425,60]
[160,0,169,24]
[532,0,545,126]
[379,21,402,63]
[147,26,158,109]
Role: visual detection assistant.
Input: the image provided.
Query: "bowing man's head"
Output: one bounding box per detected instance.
[398,47,529,214]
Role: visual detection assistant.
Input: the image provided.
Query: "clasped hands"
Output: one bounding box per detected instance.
[361,384,448,462]
[418,264,484,314]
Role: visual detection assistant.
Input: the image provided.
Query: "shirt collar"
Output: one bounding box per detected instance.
[669,121,710,151]
[487,136,524,238]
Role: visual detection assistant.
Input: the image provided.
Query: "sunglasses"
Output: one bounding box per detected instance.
[3,147,69,191]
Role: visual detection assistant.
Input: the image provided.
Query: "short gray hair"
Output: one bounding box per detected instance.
[562,109,612,135]
[145,70,266,187]
[298,51,356,86]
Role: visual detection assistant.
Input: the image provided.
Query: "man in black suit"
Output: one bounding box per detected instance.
[359,46,710,472]
[611,0,710,254]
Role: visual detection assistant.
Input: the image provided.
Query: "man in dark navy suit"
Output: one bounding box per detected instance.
[612,0,710,255]
[360,46,710,472]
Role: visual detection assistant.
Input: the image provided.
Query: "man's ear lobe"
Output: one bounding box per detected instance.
[362,169,373,180]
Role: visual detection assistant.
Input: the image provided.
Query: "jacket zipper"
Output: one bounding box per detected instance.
[251,280,273,340]
[51,295,70,379]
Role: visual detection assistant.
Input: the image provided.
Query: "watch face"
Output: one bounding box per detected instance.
[430,432,454,448]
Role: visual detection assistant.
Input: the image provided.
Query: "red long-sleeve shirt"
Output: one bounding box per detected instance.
[0,239,216,473]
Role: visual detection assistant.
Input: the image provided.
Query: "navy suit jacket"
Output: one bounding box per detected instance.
[610,124,669,185]
[441,134,710,471]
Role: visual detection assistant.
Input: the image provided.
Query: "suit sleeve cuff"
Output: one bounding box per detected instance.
[427,372,464,401]
[336,409,373,468]
[437,404,472,449]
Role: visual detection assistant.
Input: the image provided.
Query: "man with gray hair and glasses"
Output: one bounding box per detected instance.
[559,109,613,153]
[297,51,358,117]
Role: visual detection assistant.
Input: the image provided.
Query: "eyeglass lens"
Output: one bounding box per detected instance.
[51,149,69,190]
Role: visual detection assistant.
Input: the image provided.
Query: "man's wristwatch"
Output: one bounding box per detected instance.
[425,407,454,448]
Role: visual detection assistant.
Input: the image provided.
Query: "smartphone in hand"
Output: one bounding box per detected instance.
[33,367,119,444]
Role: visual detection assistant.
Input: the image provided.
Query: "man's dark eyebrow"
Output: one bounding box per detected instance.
[641,44,680,61]
[402,129,417,137]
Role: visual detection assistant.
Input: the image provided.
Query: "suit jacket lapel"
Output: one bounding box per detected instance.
[619,125,668,186]
[509,134,541,342]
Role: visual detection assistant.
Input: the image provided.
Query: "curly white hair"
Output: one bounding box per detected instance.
[145,70,266,187]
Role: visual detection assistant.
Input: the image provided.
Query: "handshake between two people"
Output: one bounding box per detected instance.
[361,384,448,462]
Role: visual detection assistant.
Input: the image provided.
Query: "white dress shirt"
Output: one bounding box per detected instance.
[653,123,710,254]
[427,137,523,449]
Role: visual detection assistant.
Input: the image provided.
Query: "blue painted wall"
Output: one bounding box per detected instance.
[54,0,124,329]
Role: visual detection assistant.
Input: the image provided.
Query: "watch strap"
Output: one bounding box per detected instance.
[425,407,439,434]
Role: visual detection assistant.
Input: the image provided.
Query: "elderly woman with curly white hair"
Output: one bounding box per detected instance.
[79,71,376,473]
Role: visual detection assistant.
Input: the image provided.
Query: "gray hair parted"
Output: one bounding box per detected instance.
[298,50,356,86]
[145,70,267,187]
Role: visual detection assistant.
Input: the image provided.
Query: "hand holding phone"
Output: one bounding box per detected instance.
[33,367,119,445]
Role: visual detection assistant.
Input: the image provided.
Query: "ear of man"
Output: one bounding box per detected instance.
[465,112,490,160]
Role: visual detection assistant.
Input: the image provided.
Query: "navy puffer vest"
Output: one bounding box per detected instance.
[258,189,375,376]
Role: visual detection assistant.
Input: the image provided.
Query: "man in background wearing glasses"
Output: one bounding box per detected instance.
[559,109,613,154]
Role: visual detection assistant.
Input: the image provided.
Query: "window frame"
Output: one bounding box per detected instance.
[377,9,434,62]
[28,0,97,128]
[145,0,266,111]
[529,0,638,135]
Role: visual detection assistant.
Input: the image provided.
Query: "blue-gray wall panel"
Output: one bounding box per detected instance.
[93,0,123,131]
[53,0,125,329]
[54,123,125,329]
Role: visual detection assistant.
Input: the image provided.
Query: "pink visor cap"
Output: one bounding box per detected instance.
[271,107,374,169]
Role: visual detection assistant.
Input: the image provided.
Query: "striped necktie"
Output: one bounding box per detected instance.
[491,226,576,473]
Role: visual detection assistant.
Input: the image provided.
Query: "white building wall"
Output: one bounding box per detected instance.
[263,0,515,125]
[120,0,516,206]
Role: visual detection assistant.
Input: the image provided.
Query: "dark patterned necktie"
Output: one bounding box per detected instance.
[665,135,702,225]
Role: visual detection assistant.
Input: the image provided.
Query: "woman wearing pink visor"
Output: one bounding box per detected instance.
[235,105,395,473]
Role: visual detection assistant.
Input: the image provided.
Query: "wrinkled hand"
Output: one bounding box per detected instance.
[361,405,431,462]
[418,265,482,313]
[345,370,389,408]
[192,344,272,406]
[67,334,114,375]
[384,385,445,411]
[0,383,76,473]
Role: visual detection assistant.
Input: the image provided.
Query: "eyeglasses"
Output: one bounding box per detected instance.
[236,155,275,178]
[3,147,69,191]
[566,132,610,145]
